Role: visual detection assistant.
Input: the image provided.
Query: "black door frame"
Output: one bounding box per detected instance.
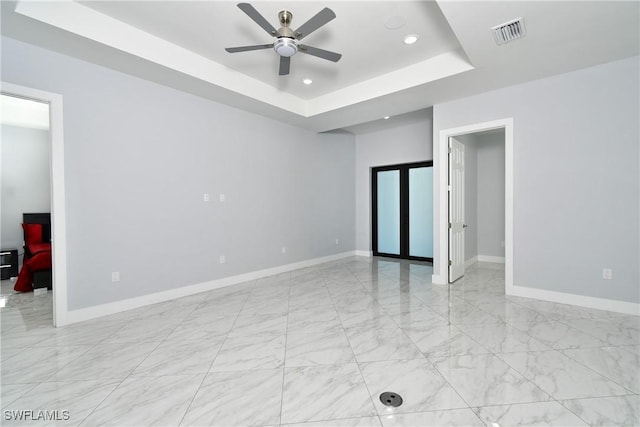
[372,160,433,262]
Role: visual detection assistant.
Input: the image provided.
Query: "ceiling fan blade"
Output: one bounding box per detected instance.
[237,3,277,36]
[294,7,336,40]
[299,44,342,62]
[225,44,273,53]
[279,56,291,76]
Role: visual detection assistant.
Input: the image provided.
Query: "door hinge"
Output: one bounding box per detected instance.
[448,146,452,154]
[448,222,452,229]
[448,260,452,266]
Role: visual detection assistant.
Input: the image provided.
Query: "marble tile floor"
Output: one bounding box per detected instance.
[1,258,638,426]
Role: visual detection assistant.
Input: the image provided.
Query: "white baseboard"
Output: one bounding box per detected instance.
[478,255,505,263]
[354,250,372,257]
[465,255,505,268]
[508,284,640,316]
[66,251,357,325]
[431,274,447,285]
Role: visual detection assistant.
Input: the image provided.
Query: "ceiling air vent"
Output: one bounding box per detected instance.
[492,17,526,45]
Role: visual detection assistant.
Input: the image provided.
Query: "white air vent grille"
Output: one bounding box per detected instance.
[492,18,526,45]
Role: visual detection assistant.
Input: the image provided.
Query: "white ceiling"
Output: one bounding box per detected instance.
[1,1,638,133]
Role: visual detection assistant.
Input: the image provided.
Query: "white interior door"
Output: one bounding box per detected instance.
[449,137,465,282]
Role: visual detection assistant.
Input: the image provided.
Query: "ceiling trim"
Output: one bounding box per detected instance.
[15,0,473,118]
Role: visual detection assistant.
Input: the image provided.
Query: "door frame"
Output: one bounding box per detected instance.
[2,82,69,326]
[434,118,513,294]
[371,160,433,262]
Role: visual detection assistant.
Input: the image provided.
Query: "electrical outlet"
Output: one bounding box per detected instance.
[219,255,226,264]
[219,194,225,202]
[203,193,210,202]
[602,268,613,280]
[335,239,340,245]
[282,247,286,254]
[111,272,120,282]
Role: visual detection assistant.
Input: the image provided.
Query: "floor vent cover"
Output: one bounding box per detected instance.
[379,391,403,407]
[492,17,526,45]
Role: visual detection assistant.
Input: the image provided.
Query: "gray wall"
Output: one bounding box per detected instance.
[0,124,51,251]
[459,135,478,262]
[1,36,356,310]
[434,56,639,303]
[354,115,432,253]
[459,131,505,262]
[477,133,505,258]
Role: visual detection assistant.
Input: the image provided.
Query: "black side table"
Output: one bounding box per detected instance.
[0,249,19,280]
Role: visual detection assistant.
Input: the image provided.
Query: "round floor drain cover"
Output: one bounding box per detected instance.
[379,391,403,407]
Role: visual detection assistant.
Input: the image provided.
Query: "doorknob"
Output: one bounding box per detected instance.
[463,224,468,228]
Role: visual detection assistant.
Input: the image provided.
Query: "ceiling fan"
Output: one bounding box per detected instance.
[225,3,342,76]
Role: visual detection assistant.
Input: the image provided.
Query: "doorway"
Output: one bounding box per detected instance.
[448,130,507,283]
[1,82,68,326]
[0,94,51,294]
[435,118,514,293]
[372,161,433,262]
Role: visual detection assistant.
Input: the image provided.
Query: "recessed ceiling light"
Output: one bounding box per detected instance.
[303,78,313,85]
[404,34,418,45]
[385,16,406,30]
[383,116,390,120]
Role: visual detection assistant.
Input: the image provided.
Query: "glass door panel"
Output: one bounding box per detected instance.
[376,170,400,255]
[409,167,433,258]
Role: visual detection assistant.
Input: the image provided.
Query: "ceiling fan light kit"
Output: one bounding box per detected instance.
[273,37,298,57]
[225,2,342,76]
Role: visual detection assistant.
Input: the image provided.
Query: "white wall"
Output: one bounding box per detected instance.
[354,114,433,253]
[0,124,51,250]
[434,56,639,304]
[1,36,356,310]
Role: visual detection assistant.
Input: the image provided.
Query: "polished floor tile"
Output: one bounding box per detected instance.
[1,382,36,409]
[473,401,588,426]
[345,326,423,362]
[432,353,551,406]
[52,342,160,381]
[2,380,120,426]
[499,350,630,400]
[403,324,490,359]
[562,346,640,393]
[281,364,376,424]
[458,322,552,354]
[131,337,224,376]
[81,374,204,426]
[282,416,382,427]
[2,345,94,384]
[210,333,285,371]
[1,259,638,427]
[359,358,467,415]
[561,395,640,427]
[181,369,283,426]
[285,331,355,366]
[379,408,484,427]
[510,320,606,350]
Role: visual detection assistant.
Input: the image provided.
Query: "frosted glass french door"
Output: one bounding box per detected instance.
[372,162,433,261]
